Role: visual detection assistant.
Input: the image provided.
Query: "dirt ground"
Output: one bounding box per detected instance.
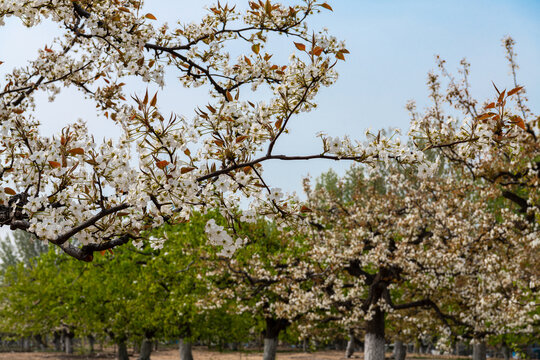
[0,348,364,360]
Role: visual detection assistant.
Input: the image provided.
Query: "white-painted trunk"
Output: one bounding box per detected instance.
[346,330,355,358]
[263,337,278,360]
[179,338,193,360]
[394,339,406,360]
[138,339,152,360]
[365,333,385,360]
[473,341,486,360]
[65,335,73,354]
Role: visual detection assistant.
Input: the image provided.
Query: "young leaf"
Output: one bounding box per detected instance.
[294,42,306,51]
[226,91,233,101]
[150,92,157,107]
[507,86,523,97]
[235,135,249,143]
[49,161,61,168]
[181,167,196,174]
[321,3,333,11]
[68,148,85,155]
[145,13,157,20]
[336,52,345,61]
[497,89,506,104]
[510,115,526,130]
[251,43,260,54]
[312,46,323,56]
[156,160,169,169]
[265,0,272,15]
[4,187,16,196]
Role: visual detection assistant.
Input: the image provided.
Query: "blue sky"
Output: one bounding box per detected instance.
[1,0,539,197]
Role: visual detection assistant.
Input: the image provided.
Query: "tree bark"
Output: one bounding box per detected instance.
[117,341,129,360]
[364,308,386,360]
[139,338,153,360]
[502,344,511,360]
[263,338,278,360]
[88,335,95,354]
[179,338,194,360]
[53,331,62,351]
[473,340,487,360]
[65,332,74,354]
[22,337,31,352]
[394,339,406,360]
[262,317,288,360]
[302,338,309,353]
[346,329,355,358]
[34,334,46,350]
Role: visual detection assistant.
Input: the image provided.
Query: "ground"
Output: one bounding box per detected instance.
[0,348,368,359]
[0,348,475,360]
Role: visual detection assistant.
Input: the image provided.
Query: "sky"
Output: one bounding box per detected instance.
[0,0,539,201]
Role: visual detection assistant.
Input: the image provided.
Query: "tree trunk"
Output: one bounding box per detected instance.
[262,317,288,360]
[394,339,406,360]
[88,335,95,354]
[60,331,65,352]
[179,338,193,360]
[473,341,487,360]
[65,332,74,354]
[302,338,309,353]
[139,338,153,360]
[502,344,511,360]
[263,338,278,360]
[34,334,46,350]
[22,337,31,352]
[53,331,62,351]
[346,329,355,358]
[364,308,386,360]
[118,341,129,360]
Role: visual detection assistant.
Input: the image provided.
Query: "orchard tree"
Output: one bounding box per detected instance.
[287,161,537,360]
[0,0,423,260]
[408,37,539,228]
[195,214,317,360]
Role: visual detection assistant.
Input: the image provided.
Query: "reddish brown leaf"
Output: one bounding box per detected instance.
[294,42,306,51]
[4,187,16,196]
[510,115,526,130]
[497,89,506,104]
[225,91,233,102]
[68,148,85,155]
[336,52,345,61]
[181,167,196,174]
[48,161,61,168]
[311,46,323,56]
[235,135,249,143]
[156,160,169,169]
[145,13,157,20]
[150,92,157,107]
[507,86,523,97]
[265,0,272,14]
[321,3,333,11]
[477,113,496,121]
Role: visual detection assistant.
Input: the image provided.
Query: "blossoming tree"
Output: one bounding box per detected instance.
[0,0,423,260]
[290,161,537,360]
